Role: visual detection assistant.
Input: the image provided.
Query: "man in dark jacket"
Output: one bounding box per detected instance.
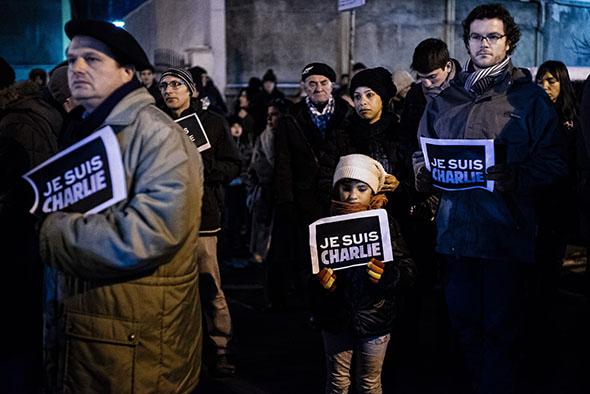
[273,62,352,305]
[400,38,460,152]
[160,67,241,376]
[138,64,163,107]
[415,5,567,393]
[0,57,61,394]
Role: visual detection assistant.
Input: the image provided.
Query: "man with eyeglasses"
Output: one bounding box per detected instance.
[159,67,241,377]
[414,4,566,393]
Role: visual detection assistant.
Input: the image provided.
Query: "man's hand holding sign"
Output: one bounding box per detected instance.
[22,126,127,216]
[419,137,496,192]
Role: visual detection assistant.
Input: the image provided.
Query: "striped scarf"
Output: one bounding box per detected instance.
[463,56,510,95]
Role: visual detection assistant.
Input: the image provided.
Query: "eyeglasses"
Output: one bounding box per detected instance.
[158,80,185,91]
[469,33,506,44]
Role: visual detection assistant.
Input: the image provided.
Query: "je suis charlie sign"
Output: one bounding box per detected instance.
[420,137,495,192]
[175,113,211,152]
[22,126,127,215]
[309,209,393,274]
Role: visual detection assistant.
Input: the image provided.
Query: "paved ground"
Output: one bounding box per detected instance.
[194,252,589,394]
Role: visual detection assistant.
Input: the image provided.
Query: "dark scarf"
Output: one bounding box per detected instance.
[350,113,397,175]
[61,78,141,148]
[330,194,388,215]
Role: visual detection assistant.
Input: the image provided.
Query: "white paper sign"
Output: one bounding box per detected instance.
[23,126,127,215]
[309,209,393,274]
[175,112,211,152]
[420,137,495,192]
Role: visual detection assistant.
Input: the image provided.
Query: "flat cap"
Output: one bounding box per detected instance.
[301,62,336,82]
[65,19,150,70]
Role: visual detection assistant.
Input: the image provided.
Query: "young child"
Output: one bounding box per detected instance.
[312,154,416,394]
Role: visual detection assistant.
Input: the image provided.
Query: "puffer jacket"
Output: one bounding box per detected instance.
[417,63,567,262]
[310,216,416,337]
[40,88,204,393]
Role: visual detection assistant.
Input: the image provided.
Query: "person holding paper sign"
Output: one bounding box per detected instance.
[39,20,205,392]
[415,5,567,393]
[160,67,241,377]
[312,154,415,394]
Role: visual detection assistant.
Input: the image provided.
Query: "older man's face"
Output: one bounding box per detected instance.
[303,75,333,106]
[67,36,134,112]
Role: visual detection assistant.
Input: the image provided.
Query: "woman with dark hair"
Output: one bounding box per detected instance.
[536,60,578,125]
[534,60,581,245]
[529,61,584,343]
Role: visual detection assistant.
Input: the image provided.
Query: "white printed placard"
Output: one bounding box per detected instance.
[23,126,127,215]
[175,112,211,152]
[420,137,495,192]
[309,209,393,274]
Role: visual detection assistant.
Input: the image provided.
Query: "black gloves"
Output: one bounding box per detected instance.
[486,164,518,192]
[415,166,434,193]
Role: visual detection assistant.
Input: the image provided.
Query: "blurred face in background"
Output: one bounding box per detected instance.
[230,122,243,138]
[263,80,275,94]
[239,90,249,109]
[353,87,383,124]
[139,69,154,87]
[303,75,333,106]
[267,105,281,130]
[537,72,560,103]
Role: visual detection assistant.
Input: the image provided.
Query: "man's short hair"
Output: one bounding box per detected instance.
[462,3,521,55]
[410,38,450,74]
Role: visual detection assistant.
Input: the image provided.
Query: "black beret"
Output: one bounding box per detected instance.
[301,62,336,82]
[65,19,150,70]
[349,67,396,106]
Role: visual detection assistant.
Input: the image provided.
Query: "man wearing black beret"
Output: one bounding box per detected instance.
[40,19,204,392]
[272,62,353,309]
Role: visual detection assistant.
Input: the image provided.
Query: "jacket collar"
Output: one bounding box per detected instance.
[105,86,154,126]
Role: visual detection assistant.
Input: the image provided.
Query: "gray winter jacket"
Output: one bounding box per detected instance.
[40,88,204,393]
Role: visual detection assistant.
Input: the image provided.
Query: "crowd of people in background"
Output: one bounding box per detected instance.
[0,2,589,393]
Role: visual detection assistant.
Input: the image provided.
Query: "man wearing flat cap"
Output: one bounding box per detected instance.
[40,19,204,392]
[272,62,353,308]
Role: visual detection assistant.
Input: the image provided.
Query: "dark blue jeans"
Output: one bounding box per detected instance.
[443,256,525,394]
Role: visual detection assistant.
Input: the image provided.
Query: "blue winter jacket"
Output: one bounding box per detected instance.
[417,63,567,262]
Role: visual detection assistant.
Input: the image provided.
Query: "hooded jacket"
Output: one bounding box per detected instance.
[417,63,567,262]
[40,88,204,393]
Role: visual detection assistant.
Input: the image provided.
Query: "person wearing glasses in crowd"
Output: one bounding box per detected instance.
[414,4,566,393]
[159,67,242,377]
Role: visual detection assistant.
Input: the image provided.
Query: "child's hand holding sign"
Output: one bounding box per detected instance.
[367,258,385,284]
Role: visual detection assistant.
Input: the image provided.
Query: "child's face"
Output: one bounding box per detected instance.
[337,179,373,205]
